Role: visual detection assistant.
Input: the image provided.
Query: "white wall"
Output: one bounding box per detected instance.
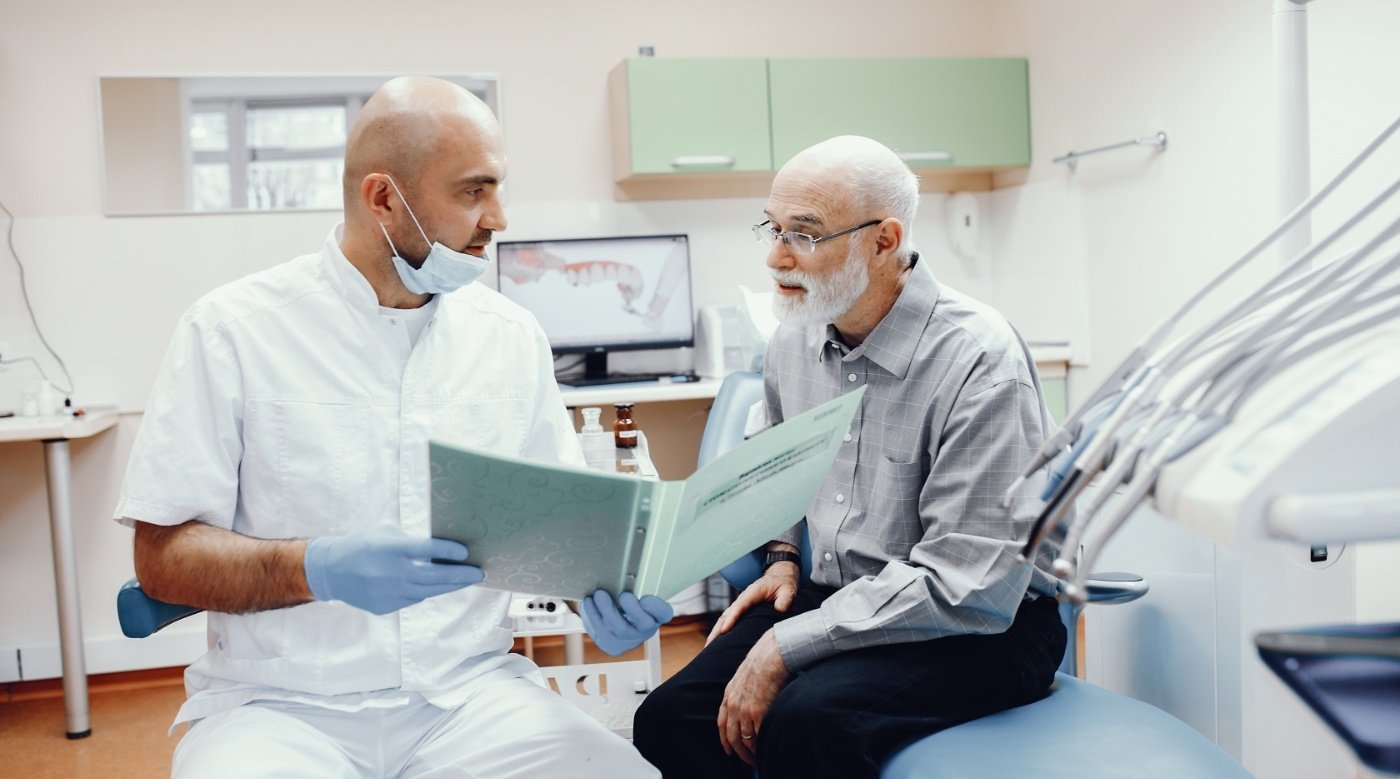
[986,1,1400,776]
[3,0,1081,678]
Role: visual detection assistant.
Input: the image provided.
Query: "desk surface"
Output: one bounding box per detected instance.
[560,378,723,407]
[0,407,120,443]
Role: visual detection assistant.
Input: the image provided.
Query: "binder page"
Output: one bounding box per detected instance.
[644,387,865,599]
[429,443,654,600]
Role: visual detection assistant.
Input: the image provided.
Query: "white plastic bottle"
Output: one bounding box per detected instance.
[37,382,57,416]
[579,407,614,471]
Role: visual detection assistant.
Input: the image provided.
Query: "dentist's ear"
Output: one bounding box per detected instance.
[361,173,396,221]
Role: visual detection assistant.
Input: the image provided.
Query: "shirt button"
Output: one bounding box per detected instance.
[847,373,858,382]
[823,552,833,562]
[843,433,852,442]
[835,494,845,504]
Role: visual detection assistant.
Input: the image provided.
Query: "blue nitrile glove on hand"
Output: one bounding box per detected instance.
[304,525,484,615]
[579,589,674,656]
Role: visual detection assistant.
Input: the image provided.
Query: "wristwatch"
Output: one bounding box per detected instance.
[763,550,802,573]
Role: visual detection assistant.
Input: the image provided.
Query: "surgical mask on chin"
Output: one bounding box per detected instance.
[379,176,490,295]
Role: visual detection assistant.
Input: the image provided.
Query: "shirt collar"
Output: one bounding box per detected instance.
[809,263,941,380]
[319,223,388,317]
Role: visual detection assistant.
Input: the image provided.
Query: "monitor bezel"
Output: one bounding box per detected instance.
[494,233,697,356]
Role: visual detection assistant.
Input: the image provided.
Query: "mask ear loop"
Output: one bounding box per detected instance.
[378,222,402,257]
[383,175,434,251]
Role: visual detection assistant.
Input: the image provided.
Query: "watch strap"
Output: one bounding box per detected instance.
[763,550,802,572]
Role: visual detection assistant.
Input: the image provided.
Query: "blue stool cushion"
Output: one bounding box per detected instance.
[882,673,1249,778]
[117,578,201,639]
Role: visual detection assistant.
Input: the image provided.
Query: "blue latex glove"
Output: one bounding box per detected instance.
[580,590,674,656]
[304,525,484,615]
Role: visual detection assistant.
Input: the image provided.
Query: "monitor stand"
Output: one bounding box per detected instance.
[582,352,610,383]
[558,352,678,388]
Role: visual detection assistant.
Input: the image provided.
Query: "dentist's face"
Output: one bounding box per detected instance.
[384,116,509,268]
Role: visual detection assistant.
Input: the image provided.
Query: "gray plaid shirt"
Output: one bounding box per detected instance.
[765,262,1062,671]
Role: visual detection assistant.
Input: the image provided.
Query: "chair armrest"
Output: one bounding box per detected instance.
[1059,572,1150,677]
[117,578,203,639]
[1084,571,1150,606]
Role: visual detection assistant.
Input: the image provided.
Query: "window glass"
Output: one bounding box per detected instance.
[189,111,229,152]
[247,104,346,151]
[192,163,232,211]
[246,159,343,210]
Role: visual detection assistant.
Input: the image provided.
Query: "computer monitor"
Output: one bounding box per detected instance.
[495,234,695,382]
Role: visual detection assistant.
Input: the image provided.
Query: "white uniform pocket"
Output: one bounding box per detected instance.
[243,399,371,539]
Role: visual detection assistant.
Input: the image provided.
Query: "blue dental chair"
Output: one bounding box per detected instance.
[702,371,1249,779]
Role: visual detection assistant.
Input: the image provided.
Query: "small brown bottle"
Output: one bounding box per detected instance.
[614,402,639,448]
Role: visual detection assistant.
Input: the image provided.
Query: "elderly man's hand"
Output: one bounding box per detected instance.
[707,561,798,645]
[717,630,791,766]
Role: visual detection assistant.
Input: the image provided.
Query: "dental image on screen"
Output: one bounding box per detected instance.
[496,235,694,352]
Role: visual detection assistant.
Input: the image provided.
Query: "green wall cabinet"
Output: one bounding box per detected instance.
[768,58,1031,170]
[610,58,774,177]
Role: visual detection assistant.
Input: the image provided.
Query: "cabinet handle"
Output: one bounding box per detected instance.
[898,151,954,164]
[668,155,737,169]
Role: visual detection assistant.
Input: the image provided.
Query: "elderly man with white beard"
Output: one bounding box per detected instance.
[633,136,1068,779]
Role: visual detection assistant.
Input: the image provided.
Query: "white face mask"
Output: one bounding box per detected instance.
[379,175,490,295]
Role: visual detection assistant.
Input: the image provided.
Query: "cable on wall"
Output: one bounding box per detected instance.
[0,198,75,396]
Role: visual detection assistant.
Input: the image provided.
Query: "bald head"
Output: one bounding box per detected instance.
[773,136,920,265]
[342,76,500,209]
[780,135,907,185]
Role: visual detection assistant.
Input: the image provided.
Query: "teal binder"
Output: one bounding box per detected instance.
[429,388,864,600]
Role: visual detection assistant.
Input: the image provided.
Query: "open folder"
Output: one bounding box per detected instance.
[429,387,864,601]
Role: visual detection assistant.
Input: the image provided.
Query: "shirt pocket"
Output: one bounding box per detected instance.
[425,397,530,457]
[868,454,927,558]
[244,399,372,539]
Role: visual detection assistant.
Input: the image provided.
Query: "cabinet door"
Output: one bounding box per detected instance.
[618,58,773,175]
[768,58,1030,170]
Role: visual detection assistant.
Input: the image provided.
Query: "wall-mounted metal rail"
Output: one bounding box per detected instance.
[1054,132,1169,170]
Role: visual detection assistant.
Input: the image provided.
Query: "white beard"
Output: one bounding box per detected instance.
[770,244,869,327]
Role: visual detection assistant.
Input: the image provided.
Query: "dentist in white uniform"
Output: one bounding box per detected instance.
[116,75,669,779]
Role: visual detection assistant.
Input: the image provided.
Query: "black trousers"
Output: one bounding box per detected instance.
[633,587,1066,779]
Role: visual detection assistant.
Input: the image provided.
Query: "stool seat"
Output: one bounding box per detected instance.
[117,578,200,638]
[883,673,1250,778]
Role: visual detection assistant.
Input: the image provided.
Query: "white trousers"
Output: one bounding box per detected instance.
[172,676,660,779]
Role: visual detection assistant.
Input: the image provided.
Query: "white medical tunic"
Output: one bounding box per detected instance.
[115,225,587,727]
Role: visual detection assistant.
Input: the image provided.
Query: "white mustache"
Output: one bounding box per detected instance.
[771,271,811,289]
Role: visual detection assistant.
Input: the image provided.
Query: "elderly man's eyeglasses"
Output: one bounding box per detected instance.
[752,219,881,255]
